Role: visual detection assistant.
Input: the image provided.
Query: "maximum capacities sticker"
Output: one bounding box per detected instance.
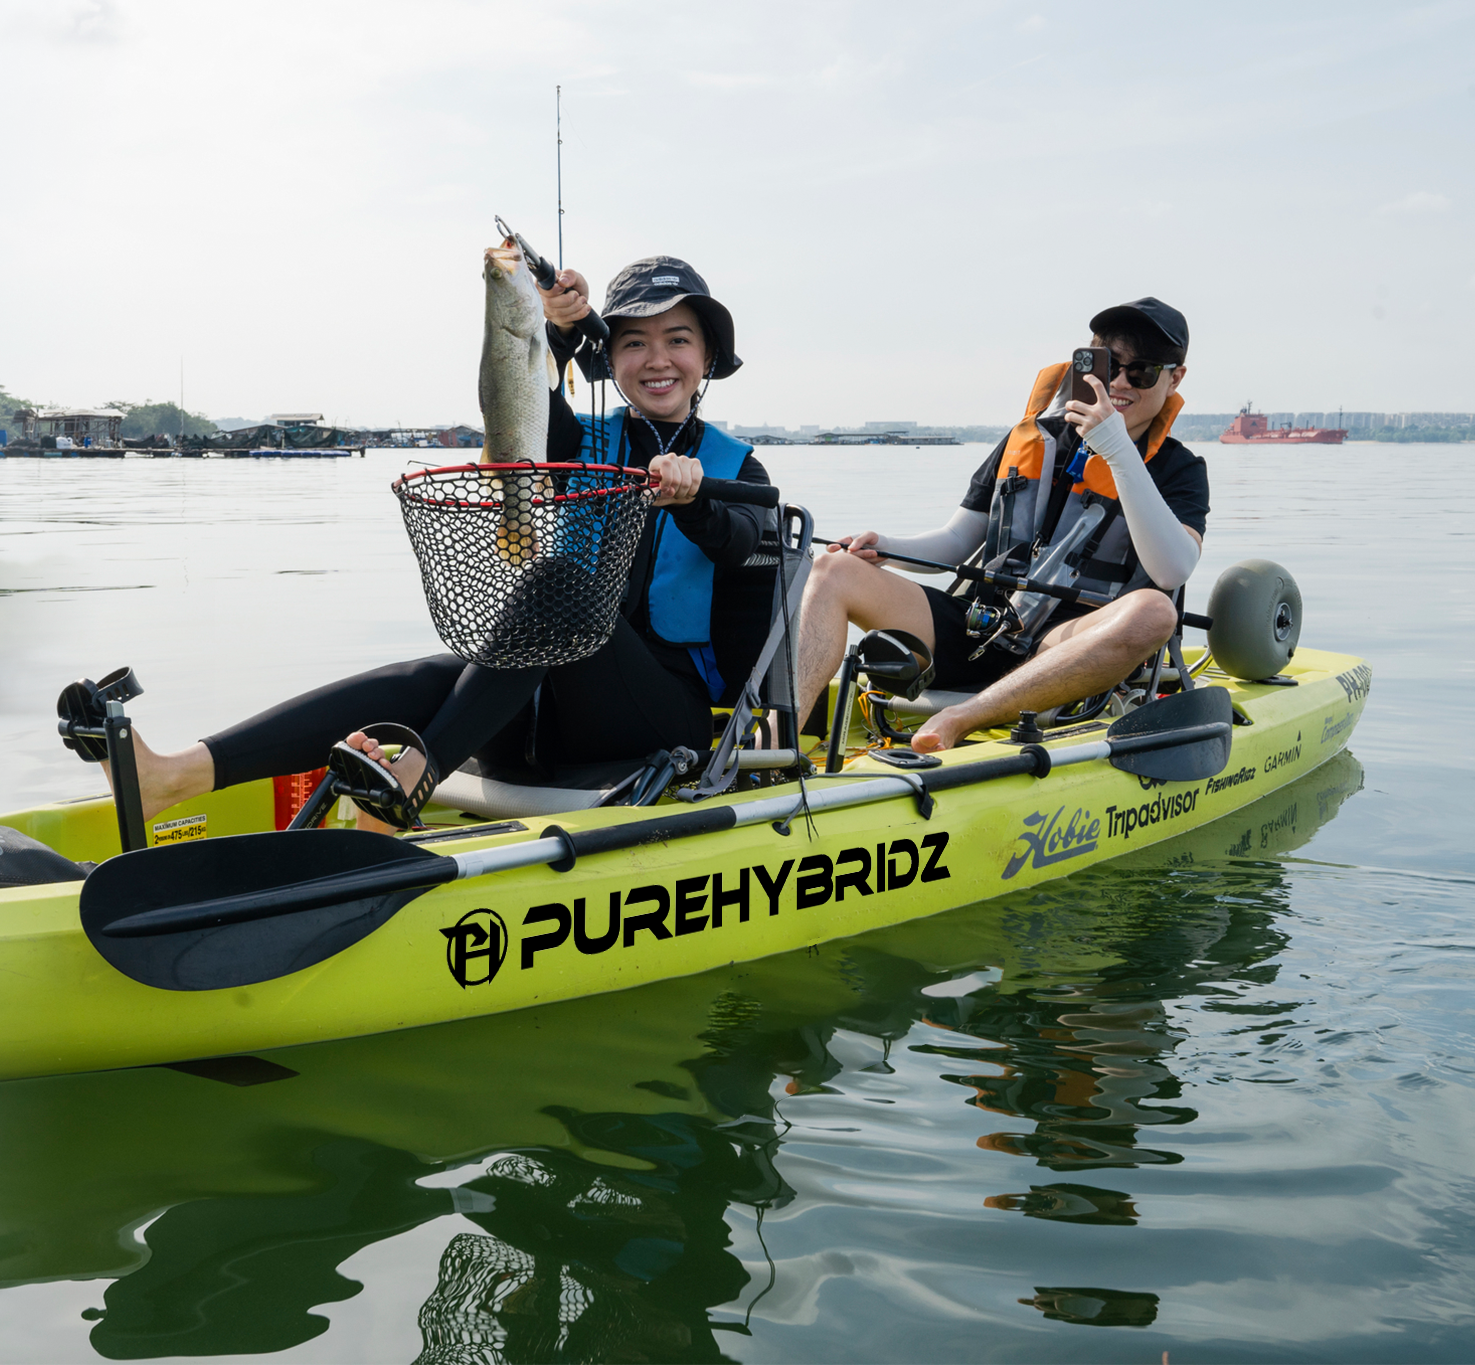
[151,814,207,845]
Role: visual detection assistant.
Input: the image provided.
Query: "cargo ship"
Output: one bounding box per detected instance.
[1220,404,1348,445]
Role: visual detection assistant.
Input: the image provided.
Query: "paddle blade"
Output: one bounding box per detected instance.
[81,830,442,992]
[1106,687,1234,782]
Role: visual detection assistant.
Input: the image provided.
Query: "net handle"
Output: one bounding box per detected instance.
[392,461,639,490]
[392,462,779,507]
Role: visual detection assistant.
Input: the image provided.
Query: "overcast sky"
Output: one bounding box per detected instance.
[2,0,1471,429]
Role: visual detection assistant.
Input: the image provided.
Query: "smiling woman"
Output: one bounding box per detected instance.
[58,249,775,839]
[609,302,712,421]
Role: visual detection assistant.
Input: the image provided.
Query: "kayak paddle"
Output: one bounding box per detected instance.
[80,688,1231,990]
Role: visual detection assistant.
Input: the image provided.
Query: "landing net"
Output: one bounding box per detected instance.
[392,462,651,668]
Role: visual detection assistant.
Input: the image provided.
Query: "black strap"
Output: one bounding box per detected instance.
[993,464,1028,559]
[1075,558,1134,584]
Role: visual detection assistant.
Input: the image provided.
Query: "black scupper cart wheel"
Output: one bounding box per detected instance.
[1205,558,1303,680]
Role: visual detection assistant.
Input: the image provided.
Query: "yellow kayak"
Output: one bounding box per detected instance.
[0,646,1370,1080]
[0,747,1365,1315]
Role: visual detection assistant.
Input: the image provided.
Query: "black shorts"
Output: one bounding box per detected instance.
[920,586,1092,693]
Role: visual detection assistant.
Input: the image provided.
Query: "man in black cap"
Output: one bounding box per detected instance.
[796,297,1209,750]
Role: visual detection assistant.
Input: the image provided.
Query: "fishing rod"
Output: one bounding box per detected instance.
[556,84,564,269]
[495,214,609,346]
[816,539,1213,630]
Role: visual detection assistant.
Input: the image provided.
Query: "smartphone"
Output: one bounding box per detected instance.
[1071,347,1110,405]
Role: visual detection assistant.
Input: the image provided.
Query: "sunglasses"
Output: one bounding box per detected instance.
[1108,356,1176,389]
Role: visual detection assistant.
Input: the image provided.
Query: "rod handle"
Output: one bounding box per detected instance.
[693,477,780,508]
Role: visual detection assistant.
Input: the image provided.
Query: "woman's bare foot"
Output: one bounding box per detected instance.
[344,731,428,834]
[100,733,215,822]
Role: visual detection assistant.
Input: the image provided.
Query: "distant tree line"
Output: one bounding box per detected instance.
[108,401,218,439]
[0,384,35,427]
[1357,426,1471,443]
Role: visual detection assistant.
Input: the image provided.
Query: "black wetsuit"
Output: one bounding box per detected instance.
[204,390,770,790]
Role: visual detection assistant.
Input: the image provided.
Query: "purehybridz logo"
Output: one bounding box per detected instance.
[441,908,509,988]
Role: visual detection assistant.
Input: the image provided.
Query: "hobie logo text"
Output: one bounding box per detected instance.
[1002,806,1100,879]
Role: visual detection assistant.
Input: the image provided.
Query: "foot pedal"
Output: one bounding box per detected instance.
[288,725,439,831]
[57,667,147,851]
[58,666,143,762]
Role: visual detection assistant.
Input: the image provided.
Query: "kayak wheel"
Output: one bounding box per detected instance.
[1205,559,1302,680]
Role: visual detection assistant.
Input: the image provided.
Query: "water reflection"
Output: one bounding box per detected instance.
[413,1129,783,1364]
[0,753,1364,1360]
[1017,1286,1160,1328]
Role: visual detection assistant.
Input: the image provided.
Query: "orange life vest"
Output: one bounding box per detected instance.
[966,362,1185,644]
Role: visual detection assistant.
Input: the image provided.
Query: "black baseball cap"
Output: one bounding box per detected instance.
[1089,297,1189,359]
[600,256,742,380]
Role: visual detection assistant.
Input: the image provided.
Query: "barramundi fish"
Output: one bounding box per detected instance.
[480,238,557,564]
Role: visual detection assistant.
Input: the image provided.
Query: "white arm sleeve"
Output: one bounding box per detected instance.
[1083,412,1200,590]
[872,508,990,573]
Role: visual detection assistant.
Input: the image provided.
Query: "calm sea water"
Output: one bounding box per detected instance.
[0,443,1472,1363]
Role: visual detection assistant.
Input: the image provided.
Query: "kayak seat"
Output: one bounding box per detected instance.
[432,757,646,821]
[0,825,90,886]
[871,689,978,718]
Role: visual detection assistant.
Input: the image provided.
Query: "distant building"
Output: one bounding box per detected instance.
[15,407,124,448]
[267,413,325,428]
[435,425,483,448]
[864,420,917,431]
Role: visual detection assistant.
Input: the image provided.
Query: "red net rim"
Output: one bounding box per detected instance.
[392,462,649,511]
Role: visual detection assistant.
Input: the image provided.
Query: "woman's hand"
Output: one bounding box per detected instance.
[827,531,885,562]
[1063,373,1115,441]
[537,268,591,333]
[649,453,703,506]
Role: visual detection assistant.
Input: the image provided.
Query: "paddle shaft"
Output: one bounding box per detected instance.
[818,539,1212,631]
[103,715,1230,938]
[457,719,1230,869]
[104,837,565,938]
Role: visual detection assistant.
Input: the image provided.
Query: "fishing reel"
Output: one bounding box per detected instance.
[965,598,1024,660]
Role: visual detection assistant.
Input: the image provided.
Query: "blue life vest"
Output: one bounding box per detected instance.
[577,407,753,700]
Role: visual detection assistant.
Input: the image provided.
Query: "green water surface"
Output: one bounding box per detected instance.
[1,445,1471,1361]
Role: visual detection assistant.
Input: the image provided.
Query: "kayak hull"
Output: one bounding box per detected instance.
[0,648,1371,1080]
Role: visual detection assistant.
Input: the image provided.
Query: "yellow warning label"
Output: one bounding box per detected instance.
[152,814,207,845]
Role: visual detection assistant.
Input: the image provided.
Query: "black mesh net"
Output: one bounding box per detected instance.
[393,462,651,668]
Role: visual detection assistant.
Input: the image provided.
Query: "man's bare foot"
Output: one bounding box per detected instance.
[912,706,971,754]
[344,731,428,834]
[100,733,215,822]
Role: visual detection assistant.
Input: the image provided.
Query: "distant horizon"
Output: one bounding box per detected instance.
[194,407,1474,434]
[9,397,1473,437]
